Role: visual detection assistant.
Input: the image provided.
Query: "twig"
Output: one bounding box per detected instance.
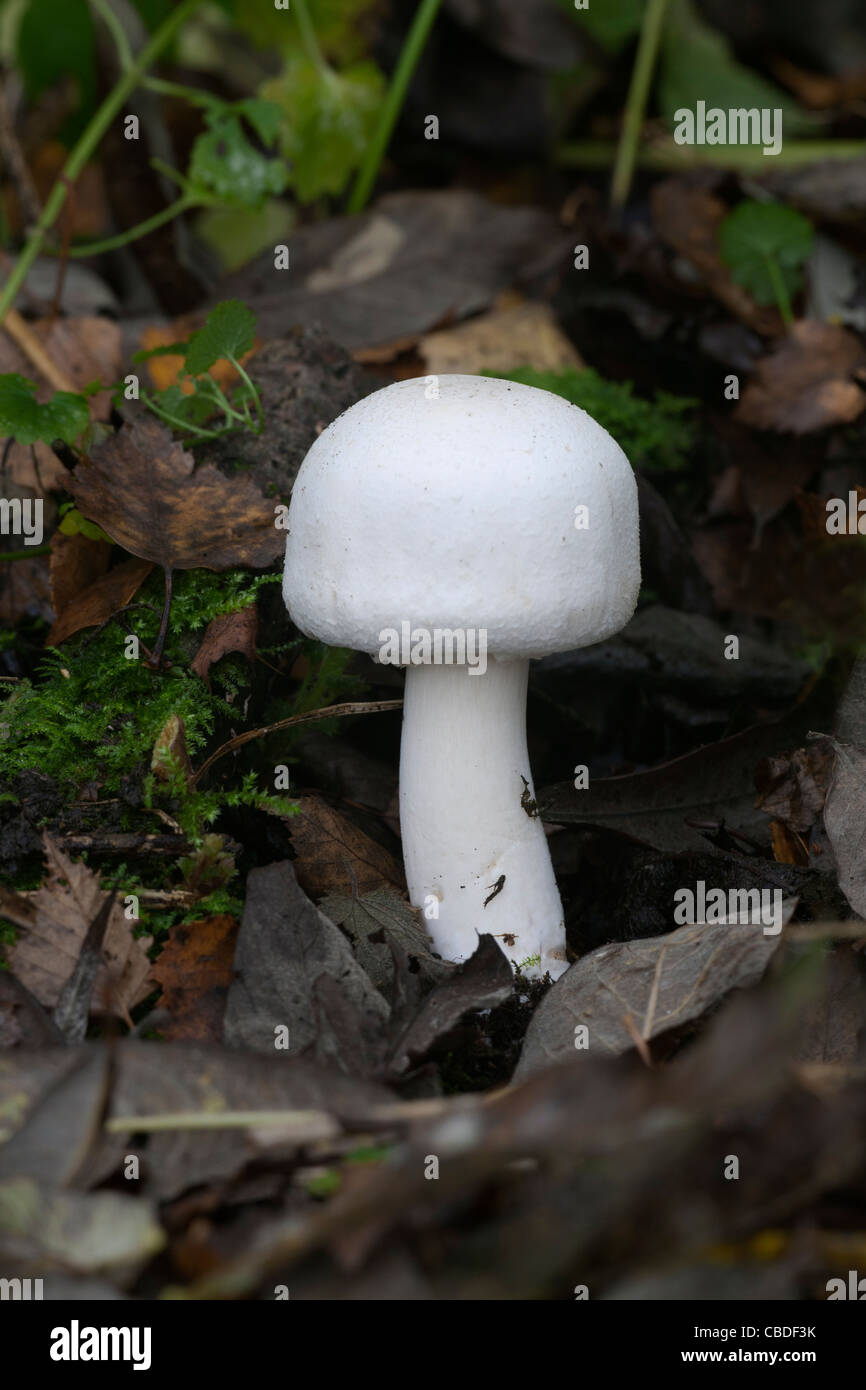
[2,306,77,392]
[190,699,403,788]
[610,0,671,208]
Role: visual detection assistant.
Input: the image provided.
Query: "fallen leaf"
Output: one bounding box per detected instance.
[191,606,258,686]
[48,553,153,645]
[755,743,834,831]
[0,974,63,1049]
[150,714,194,785]
[2,834,152,1025]
[222,860,389,1066]
[651,179,782,333]
[290,795,404,899]
[69,414,281,569]
[0,1178,164,1278]
[822,737,866,919]
[0,1047,110,1186]
[49,532,111,626]
[151,915,238,1042]
[419,297,583,376]
[320,886,449,998]
[737,321,866,432]
[215,189,563,353]
[387,934,513,1075]
[515,917,787,1078]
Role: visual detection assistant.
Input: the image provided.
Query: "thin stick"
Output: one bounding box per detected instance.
[190,699,403,787]
[2,307,77,392]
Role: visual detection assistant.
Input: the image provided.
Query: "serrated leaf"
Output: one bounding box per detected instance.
[188,109,288,210]
[0,374,90,446]
[184,300,257,375]
[719,201,814,306]
[264,58,385,204]
[235,97,283,146]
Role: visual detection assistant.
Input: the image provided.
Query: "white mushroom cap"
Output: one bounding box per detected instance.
[283,374,640,658]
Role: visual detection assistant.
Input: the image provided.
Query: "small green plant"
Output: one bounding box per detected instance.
[132,300,263,441]
[485,366,696,472]
[719,200,814,325]
[0,374,93,446]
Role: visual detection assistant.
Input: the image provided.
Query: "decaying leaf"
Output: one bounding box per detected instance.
[0,1178,164,1279]
[320,886,450,996]
[69,415,281,570]
[151,915,239,1043]
[755,742,835,832]
[48,550,153,645]
[736,320,866,432]
[822,737,866,919]
[290,794,404,899]
[515,917,787,1078]
[191,606,258,686]
[222,860,389,1064]
[419,297,583,376]
[2,835,152,1025]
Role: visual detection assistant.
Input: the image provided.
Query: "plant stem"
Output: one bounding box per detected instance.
[67,194,198,257]
[558,138,866,172]
[228,355,263,433]
[764,253,793,326]
[348,0,442,214]
[610,0,671,208]
[0,0,200,327]
[0,544,52,560]
[293,0,328,74]
[90,0,134,70]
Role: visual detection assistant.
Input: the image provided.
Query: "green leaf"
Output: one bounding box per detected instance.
[58,507,112,543]
[17,0,95,118]
[263,58,385,203]
[565,0,646,54]
[234,97,283,147]
[484,367,697,473]
[184,300,257,375]
[0,375,90,446]
[719,200,814,306]
[188,108,288,210]
[659,0,817,138]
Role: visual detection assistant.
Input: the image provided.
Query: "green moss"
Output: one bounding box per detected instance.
[485,366,697,472]
[0,568,277,794]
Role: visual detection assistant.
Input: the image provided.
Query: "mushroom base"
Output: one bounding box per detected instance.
[398,659,569,980]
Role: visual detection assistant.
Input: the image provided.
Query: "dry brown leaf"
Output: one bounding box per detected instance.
[737,321,866,433]
[651,179,783,334]
[420,298,583,376]
[70,415,281,569]
[291,795,404,899]
[191,606,258,687]
[0,315,123,494]
[48,552,153,645]
[151,915,238,1042]
[4,835,152,1025]
[151,715,194,785]
[49,533,111,625]
[755,743,835,832]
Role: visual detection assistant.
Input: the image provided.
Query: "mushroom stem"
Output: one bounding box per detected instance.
[399,658,568,979]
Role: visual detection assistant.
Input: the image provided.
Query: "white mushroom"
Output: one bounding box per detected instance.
[283,374,640,979]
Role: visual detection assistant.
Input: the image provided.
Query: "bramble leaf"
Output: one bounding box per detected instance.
[0,374,90,446]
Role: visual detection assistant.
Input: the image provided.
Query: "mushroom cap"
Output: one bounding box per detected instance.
[283,373,640,659]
